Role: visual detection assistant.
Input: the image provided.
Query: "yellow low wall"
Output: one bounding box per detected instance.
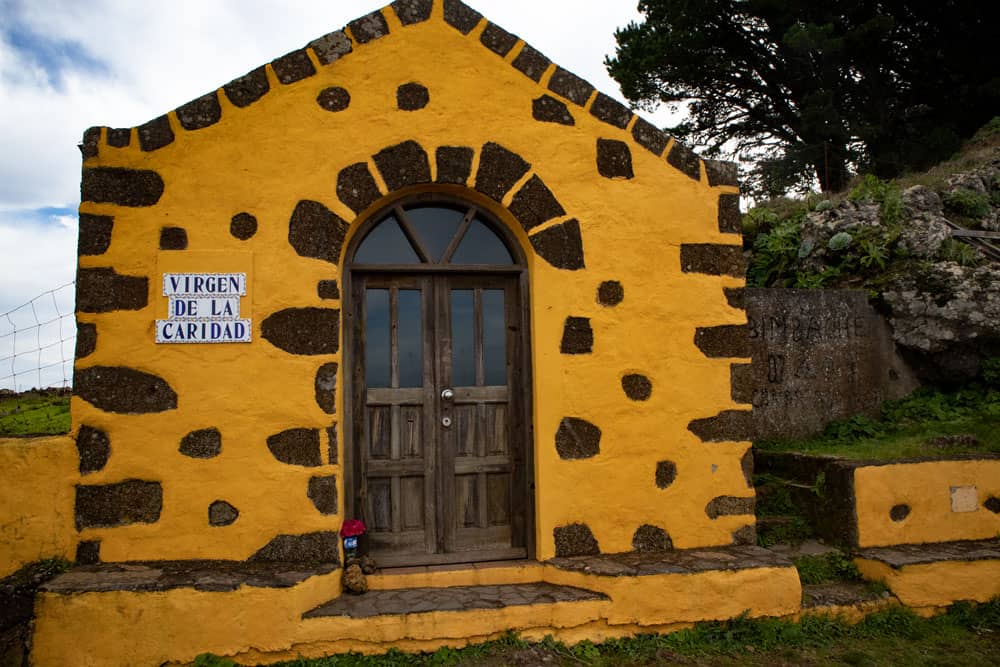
[855,557,1000,608]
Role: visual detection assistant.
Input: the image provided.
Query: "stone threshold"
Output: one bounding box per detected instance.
[855,538,1000,569]
[801,582,893,609]
[546,545,794,577]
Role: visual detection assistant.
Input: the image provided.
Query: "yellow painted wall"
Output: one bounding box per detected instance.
[855,557,1000,608]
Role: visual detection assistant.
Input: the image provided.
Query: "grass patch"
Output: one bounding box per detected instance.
[794,552,862,585]
[753,473,815,547]
[0,390,71,436]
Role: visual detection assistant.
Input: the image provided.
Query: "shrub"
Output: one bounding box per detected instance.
[943,188,990,218]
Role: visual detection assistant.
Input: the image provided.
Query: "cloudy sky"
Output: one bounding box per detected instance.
[0,0,676,388]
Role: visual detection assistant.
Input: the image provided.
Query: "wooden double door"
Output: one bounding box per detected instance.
[348,272,530,566]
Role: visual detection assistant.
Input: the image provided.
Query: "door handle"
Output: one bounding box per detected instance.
[441,388,454,400]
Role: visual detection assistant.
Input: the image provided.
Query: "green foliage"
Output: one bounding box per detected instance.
[794,552,862,585]
[944,188,991,218]
[848,175,904,226]
[938,238,983,267]
[0,391,71,436]
[747,219,802,287]
[827,231,853,251]
[983,358,1000,388]
[192,655,236,667]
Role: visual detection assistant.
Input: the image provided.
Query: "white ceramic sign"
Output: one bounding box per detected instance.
[156,272,251,344]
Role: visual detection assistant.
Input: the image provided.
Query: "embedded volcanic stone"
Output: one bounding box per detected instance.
[508,175,565,232]
[705,159,738,187]
[76,268,148,313]
[327,425,338,464]
[475,142,530,202]
[480,22,518,56]
[317,86,350,112]
[589,93,631,129]
[159,226,188,250]
[348,10,389,44]
[694,325,751,358]
[81,167,164,207]
[250,531,340,564]
[688,410,753,442]
[560,316,593,354]
[532,95,574,126]
[179,428,222,459]
[373,140,431,190]
[655,461,677,489]
[80,126,100,159]
[723,286,745,310]
[337,163,382,214]
[436,146,474,185]
[391,0,432,25]
[267,428,322,467]
[75,321,96,359]
[731,363,753,404]
[261,307,340,355]
[288,200,350,264]
[554,417,601,460]
[209,500,239,527]
[230,212,258,240]
[317,280,340,300]
[732,525,757,546]
[621,374,652,401]
[308,31,352,65]
[890,504,911,521]
[985,497,1000,513]
[75,366,177,414]
[512,45,549,82]
[705,496,755,519]
[315,362,338,414]
[137,115,174,152]
[680,243,745,277]
[667,141,701,181]
[75,541,100,565]
[597,280,623,306]
[223,66,269,108]
[443,0,482,34]
[548,67,593,106]
[530,219,585,270]
[75,480,163,530]
[76,425,110,475]
[307,476,338,514]
[396,82,429,111]
[271,49,316,84]
[176,92,222,131]
[78,213,113,255]
[718,194,741,234]
[631,117,667,155]
[741,448,754,488]
[107,128,131,148]
[554,524,600,557]
[632,524,673,552]
[597,139,634,179]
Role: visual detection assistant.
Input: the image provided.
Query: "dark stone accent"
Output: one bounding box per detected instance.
[680,243,745,277]
[731,363,753,404]
[230,212,258,240]
[890,504,911,522]
[443,0,482,34]
[223,66,270,108]
[621,374,652,401]
[250,531,341,564]
[318,280,340,300]
[705,495,755,519]
[176,92,222,131]
[271,49,316,85]
[512,45,549,82]
[76,426,110,475]
[76,267,148,313]
[855,538,1000,568]
[596,139,634,179]
[158,226,188,250]
[80,126,100,159]
[74,480,163,530]
[694,324,751,358]
[317,86,350,112]
[74,366,177,414]
[741,448,754,488]
[288,199,350,264]
[507,175,565,232]
[666,140,701,181]
[706,159,739,187]
[78,213,113,255]
[396,82,429,111]
[732,525,757,546]
[532,95,574,126]
[137,115,174,152]
[315,362,338,414]
[261,307,340,356]
[267,428,322,467]
[75,541,100,565]
[373,140,431,190]
[589,93,631,129]
[718,194,741,234]
[554,417,601,460]
[308,31,352,65]
[307,476,338,514]
[597,280,623,306]
[209,501,239,527]
[479,22,518,57]
[337,163,382,214]
[390,0,432,25]
[632,524,673,552]
[179,428,222,459]
[724,286,745,310]
[985,497,1000,513]
[107,128,131,148]
[75,321,96,359]
[327,425,338,464]
[474,142,530,202]
[688,410,753,442]
[553,524,600,557]
[530,218,585,270]
[81,167,164,207]
[348,11,390,44]
[435,146,474,184]
[655,461,677,489]
[560,316,592,354]
[547,67,593,107]
[554,545,795,576]
[631,117,667,156]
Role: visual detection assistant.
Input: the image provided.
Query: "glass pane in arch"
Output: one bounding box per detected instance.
[404,206,466,262]
[450,218,514,265]
[354,216,420,264]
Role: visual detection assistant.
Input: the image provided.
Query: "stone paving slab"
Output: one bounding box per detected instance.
[546,545,794,577]
[855,538,1000,569]
[801,582,891,608]
[304,582,607,619]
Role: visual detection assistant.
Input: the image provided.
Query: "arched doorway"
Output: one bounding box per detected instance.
[343,194,534,567]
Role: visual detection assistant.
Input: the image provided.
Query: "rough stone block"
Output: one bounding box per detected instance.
[307,476,338,514]
[317,86,351,112]
[179,428,222,459]
[554,417,601,460]
[314,362,338,414]
[507,175,565,232]
[589,93,631,129]
[348,10,389,44]
[230,212,258,240]
[75,480,163,529]
[373,140,431,190]
[158,227,187,250]
[474,142,530,202]
[76,268,148,313]
[554,523,600,557]
[75,366,177,414]
[532,95,574,126]
[223,66,269,108]
[680,243,745,277]
[267,428,322,467]
[596,139,633,179]
[631,117,667,155]
[512,45,549,82]
[396,83,429,111]
[705,495,755,519]
[666,140,701,181]
[208,500,239,526]
[547,67,593,106]
[621,374,652,401]
[435,146,474,185]
[688,410,753,442]
[75,321,97,359]
[137,115,174,152]
[260,307,340,355]
[76,425,110,475]
[529,218,585,270]
[288,200,350,264]
[250,531,341,564]
[443,0,482,34]
[81,167,164,207]
[308,31,352,65]
[559,316,592,354]
[336,163,382,214]
[632,524,673,552]
[78,213,113,255]
[175,92,222,131]
[479,22,518,57]
[695,325,751,358]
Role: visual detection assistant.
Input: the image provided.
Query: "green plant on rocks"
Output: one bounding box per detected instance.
[943,188,990,218]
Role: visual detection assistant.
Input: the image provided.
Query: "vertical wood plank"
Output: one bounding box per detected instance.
[474,288,484,387]
[391,474,402,534]
[390,286,399,389]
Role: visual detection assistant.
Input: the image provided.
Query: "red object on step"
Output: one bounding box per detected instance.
[340,519,366,537]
